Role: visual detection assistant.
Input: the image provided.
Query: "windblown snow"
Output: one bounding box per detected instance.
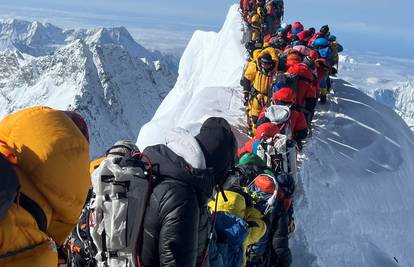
[0,19,178,157]
[138,5,414,266]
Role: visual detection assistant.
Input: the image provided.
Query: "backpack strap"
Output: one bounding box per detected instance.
[0,241,45,260]
[0,194,48,260]
[297,75,313,84]
[16,193,47,232]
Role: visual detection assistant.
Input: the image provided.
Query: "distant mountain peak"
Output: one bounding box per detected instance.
[0,19,178,157]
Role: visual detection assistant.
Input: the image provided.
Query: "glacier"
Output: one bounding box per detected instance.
[138,5,414,266]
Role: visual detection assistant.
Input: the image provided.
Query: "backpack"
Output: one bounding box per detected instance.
[87,142,157,267]
[264,105,291,125]
[245,173,278,265]
[253,134,298,183]
[0,153,19,219]
[66,189,97,267]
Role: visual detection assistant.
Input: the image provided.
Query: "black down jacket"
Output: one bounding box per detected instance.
[141,144,215,267]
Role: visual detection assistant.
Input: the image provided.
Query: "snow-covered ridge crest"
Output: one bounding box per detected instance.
[0,19,178,157]
[138,4,414,266]
[137,4,246,149]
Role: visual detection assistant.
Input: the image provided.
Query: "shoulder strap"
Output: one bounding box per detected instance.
[16,193,47,232]
[297,75,313,84]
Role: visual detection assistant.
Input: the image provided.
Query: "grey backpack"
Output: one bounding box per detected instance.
[88,141,156,267]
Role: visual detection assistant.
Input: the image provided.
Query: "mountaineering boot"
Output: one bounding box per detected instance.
[319,94,327,104]
[319,88,328,104]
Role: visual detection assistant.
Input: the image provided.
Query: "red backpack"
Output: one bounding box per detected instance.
[287,63,314,107]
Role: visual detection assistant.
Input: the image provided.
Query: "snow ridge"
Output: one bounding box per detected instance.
[138,4,414,266]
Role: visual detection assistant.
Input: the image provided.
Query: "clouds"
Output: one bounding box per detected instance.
[0,1,411,59]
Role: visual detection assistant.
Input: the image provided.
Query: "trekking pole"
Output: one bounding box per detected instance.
[198,190,220,267]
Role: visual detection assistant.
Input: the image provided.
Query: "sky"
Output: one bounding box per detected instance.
[0,0,412,59]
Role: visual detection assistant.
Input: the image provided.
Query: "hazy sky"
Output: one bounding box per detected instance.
[0,0,411,58]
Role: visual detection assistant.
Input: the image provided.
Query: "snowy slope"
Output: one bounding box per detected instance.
[339,54,414,130]
[0,19,178,157]
[291,79,414,266]
[138,5,414,266]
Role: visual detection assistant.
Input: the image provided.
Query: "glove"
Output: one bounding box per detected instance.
[243,92,250,106]
[288,218,296,238]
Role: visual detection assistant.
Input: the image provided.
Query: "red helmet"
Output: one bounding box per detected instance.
[255,122,280,139]
[272,87,296,104]
[292,22,304,30]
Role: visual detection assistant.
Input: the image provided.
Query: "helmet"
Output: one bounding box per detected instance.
[106,140,139,158]
[272,87,296,103]
[328,35,337,41]
[292,22,304,31]
[312,37,329,48]
[309,27,316,34]
[254,174,278,194]
[276,173,295,196]
[320,25,330,34]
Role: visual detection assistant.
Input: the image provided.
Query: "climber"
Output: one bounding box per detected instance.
[0,107,90,267]
[241,48,279,134]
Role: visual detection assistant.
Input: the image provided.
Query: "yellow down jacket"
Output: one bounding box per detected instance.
[0,107,90,267]
[243,47,279,95]
[244,48,280,122]
[209,190,266,266]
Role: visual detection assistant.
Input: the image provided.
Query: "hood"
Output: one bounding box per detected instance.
[0,106,90,243]
[238,152,267,167]
[256,47,279,73]
[143,144,215,198]
[166,127,206,169]
[287,63,314,80]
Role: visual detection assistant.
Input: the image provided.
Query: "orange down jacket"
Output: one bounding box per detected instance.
[0,106,90,267]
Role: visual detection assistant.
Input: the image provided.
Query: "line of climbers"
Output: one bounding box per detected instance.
[241,19,343,137]
[0,5,344,267]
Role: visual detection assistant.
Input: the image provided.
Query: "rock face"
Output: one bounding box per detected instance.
[0,19,178,157]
